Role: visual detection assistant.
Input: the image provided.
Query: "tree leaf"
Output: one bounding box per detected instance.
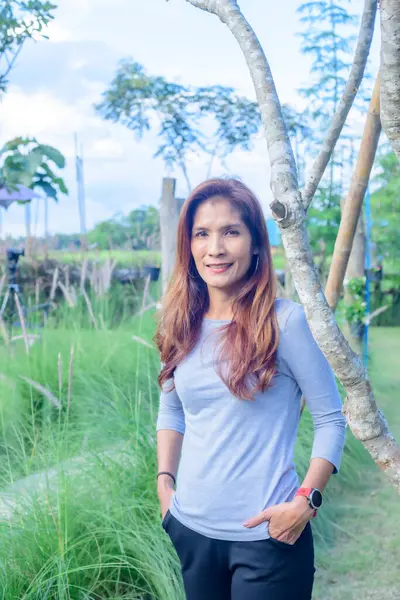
[33,180,58,200]
[36,144,66,168]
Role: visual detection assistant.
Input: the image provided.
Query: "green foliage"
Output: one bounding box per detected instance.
[87,205,161,251]
[307,185,341,253]
[0,136,68,201]
[0,0,56,93]
[343,276,367,325]
[297,1,357,123]
[371,148,400,265]
[296,0,364,251]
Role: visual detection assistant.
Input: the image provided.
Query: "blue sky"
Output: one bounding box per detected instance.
[0,0,380,237]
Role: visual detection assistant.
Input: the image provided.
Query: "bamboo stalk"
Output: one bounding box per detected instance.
[325,74,382,310]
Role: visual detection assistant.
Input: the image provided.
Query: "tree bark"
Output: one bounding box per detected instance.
[325,74,381,310]
[185,0,400,492]
[380,0,400,161]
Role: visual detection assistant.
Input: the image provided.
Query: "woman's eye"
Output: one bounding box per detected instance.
[194,230,239,237]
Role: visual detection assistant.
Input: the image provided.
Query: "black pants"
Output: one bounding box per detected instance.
[162,511,315,600]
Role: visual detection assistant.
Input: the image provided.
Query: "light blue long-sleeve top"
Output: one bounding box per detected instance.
[156,298,347,541]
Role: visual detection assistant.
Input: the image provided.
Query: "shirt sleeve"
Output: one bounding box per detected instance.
[280,304,347,474]
[156,377,186,435]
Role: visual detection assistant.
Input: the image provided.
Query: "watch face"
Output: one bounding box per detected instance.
[311,489,323,509]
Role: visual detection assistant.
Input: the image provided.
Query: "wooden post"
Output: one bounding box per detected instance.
[160,178,179,296]
[74,133,88,252]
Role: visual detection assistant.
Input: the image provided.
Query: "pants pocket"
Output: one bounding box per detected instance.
[267,535,296,549]
[268,521,312,549]
[161,509,171,531]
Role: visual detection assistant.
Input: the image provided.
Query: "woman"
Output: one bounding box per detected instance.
[154,178,346,600]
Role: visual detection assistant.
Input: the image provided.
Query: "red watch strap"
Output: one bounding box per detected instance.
[295,488,318,518]
[295,487,313,496]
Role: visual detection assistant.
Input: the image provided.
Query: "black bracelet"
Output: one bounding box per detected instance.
[157,471,176,486]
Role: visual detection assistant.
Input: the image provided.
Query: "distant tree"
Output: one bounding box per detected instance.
[0,0,56,93]
[126,205,160,249]
[95,59,262,193]
[52,232,81,251]
[87,214,127,250]
[296,0,366,254]
[88,205,161,251]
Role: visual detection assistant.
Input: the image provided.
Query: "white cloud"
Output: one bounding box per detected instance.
[42,22,73,43]
[0,0,381,238]
[0,86,84,137]
[91,139,125,158]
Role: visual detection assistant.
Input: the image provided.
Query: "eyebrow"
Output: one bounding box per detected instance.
[192,223,242,232]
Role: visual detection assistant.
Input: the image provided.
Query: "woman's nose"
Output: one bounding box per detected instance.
[207,234,225,256]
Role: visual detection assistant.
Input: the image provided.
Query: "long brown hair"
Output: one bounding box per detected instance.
[154,178,279,401]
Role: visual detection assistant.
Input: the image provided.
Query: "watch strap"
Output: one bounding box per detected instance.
[294,487,318,517]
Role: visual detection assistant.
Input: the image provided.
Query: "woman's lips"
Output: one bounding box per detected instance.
[206,264,232,274]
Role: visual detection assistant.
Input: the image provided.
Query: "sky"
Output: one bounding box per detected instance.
[0,0,381,238]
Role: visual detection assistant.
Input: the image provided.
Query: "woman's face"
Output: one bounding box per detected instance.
[190,195,258,293]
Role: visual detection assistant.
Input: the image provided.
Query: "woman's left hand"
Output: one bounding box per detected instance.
[242,496,315,545]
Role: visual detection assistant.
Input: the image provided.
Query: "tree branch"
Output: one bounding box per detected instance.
[184,0,400,492]
[187,0,300,227]
[302,0,378,210]
[0,45,23,89]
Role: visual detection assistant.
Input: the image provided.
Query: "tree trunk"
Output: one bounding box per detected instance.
[160,177,179,296]
[380,1,400,161]
[325,74,381,310]
[186,0,400,492]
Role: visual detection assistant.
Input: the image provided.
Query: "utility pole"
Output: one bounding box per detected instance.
[74,133,88,251]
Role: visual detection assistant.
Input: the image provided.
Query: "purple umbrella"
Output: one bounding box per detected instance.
[0,184,41,209]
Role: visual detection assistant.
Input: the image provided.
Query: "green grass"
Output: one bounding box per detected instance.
[46,250,161,268]
[312,327,400,600]
[0,311,183,600]
[37,247,285,271]
[0,295,395,598]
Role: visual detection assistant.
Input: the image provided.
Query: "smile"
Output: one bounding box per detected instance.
[206,264,232,273]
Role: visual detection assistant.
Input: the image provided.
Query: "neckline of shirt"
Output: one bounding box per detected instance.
[203,317,232,323]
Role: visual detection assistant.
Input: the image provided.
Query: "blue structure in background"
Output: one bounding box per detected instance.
[266,218,281,247]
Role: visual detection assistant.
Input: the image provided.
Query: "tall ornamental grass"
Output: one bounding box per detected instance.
[0,297,376,598]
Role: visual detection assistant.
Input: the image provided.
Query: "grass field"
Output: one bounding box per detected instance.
[0,289,397,598]
[22,248,287,270]
[313,327,400,600]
